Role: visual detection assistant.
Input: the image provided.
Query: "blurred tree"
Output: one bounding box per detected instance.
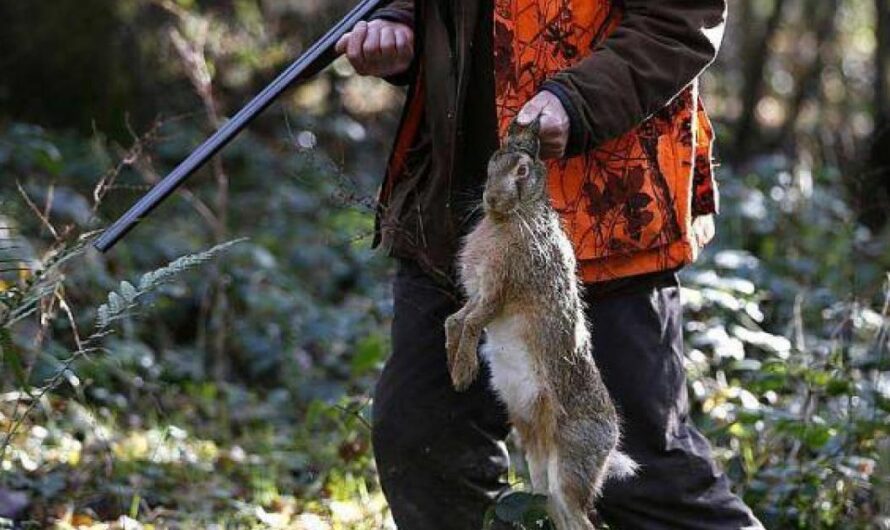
[0,0,160,137]
[876,0,889,123]
[733,0,788,161]
[774,0,841,150]
[858,0,890,231]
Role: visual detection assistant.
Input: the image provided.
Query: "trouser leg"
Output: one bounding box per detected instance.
[372,259,511,530]
[588,282,764,530]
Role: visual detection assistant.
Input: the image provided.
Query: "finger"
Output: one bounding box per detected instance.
[395,32,414,73]
[539,112,563,136]
[396,27,414,57]
[377,27,400,76]
[363,24,382,70]
[335,33,350,54]
[540,125,567,157]
[347,21,368,68]
[392,31,411,73]
[379,26,396,57]
[394,28,407,55]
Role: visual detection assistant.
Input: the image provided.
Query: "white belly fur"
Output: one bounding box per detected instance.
[481,314,540,421]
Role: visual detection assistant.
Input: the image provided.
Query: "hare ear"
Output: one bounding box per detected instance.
[506,114,542,156]
[507,117,524,139]
[507,113,541,139]
[505,115,541,157]
[524,113,542,139]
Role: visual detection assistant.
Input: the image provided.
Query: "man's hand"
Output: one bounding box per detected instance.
[335,20,414,78]
[517,91,570,159]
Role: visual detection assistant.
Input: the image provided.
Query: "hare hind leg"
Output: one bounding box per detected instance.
[514,417,551,495]
[544,451,596,530]
[525,448,549,494]
[547,423,618,530]
[506,389,556,497]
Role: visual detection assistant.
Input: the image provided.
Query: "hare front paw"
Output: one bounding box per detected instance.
[452,332,481,392]
[445,314,463,361]
[445,315,479,392]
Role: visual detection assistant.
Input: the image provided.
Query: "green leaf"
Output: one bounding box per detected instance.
[728,422,750,438]
[495,492,550,524]
[522,506,554,529]
[483,507,498,530]
[877,395,890,414]
[730,359,763,372]
[350,334,386,376]
[803,425,834,450]
[495,492,531,522]
[825,379,851,396]
[128,493,141,520]
[804,369,832,388]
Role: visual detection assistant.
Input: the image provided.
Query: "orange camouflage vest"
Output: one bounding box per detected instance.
[493,0,719,282]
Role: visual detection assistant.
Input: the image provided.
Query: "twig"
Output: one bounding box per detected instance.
[133,157,221,236]
[16,182,59,241]
[91,117,166,217]
[42,184,55,228]
[56,291,85,354]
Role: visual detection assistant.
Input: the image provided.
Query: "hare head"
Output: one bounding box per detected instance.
[482,117,547,219]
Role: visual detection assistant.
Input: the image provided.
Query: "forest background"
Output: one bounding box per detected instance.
[1,0,889,528]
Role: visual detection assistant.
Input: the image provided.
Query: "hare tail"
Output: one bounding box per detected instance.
[606,451,639,480]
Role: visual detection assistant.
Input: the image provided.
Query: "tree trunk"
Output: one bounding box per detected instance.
[775,0,841,148]
[858,0,890,231]
[732,0,789,162]
[875,0,889,125]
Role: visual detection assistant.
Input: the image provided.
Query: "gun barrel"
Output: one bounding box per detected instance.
[94,0,384,253]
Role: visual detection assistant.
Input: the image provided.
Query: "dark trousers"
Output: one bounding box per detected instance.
[372,260,763,530]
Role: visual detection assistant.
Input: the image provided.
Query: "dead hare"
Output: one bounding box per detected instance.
[445,118,637,530]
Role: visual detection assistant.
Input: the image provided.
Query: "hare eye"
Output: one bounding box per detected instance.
[516,165,529,178]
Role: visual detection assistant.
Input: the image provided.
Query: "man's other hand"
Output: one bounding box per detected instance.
[517,91,570,159]
[335,20,414,78]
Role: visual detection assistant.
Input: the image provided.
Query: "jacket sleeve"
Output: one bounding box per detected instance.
[370,0,414,27]
[368,0,417,86]
[541,0,726,157]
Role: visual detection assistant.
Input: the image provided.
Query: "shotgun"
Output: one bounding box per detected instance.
[94,0,385,253]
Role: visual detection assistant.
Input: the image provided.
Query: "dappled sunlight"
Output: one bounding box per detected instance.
[1,0,889,528]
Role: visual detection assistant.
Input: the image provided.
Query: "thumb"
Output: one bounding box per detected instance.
[335,33,350,54]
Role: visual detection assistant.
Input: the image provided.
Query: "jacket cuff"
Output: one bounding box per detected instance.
[369,8,414,28]
[540,80,587,158]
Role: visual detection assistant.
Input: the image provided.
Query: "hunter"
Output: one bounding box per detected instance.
[336,0,764,528]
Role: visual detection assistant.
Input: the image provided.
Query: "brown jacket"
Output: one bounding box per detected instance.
[371,0,726,286]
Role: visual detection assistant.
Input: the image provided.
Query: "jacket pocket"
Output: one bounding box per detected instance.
[549,87,698,262]
[692,99,718,217]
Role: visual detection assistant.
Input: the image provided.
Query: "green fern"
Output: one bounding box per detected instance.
[95,238,246,330]
[0,231,99,328]
[0,237,245,461]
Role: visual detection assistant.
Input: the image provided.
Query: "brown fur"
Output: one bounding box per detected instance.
[445,119,636,530]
